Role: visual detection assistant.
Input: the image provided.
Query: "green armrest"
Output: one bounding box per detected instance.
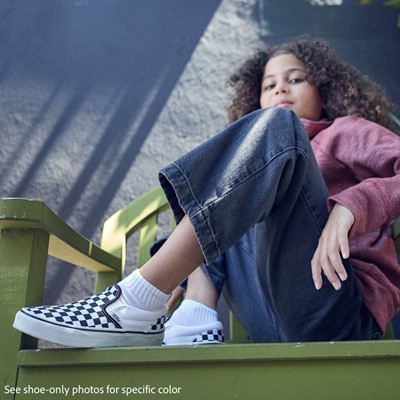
[0,198,120,272]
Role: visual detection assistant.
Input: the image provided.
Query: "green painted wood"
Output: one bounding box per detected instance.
[0,229,49,399]
[229,314,251,343]
[100,188,170,263]
[14,360,400,399]
[17,340,400,365]
[0,198,121,398]
[136,214,159,267]
[94,188,170,293]
[0,198,120,273]
[14,342,400,399]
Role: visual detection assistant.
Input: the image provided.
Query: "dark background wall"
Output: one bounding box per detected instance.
[0,0,398,336]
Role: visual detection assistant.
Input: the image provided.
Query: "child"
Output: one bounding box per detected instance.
[14,37,400,347]
[163,37,400,345]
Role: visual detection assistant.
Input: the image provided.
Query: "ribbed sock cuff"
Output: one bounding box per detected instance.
[169,299,218,326]
[119,269,169,312]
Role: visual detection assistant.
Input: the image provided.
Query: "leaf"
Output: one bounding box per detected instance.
[389,112,400,127]
[384,0,400,7]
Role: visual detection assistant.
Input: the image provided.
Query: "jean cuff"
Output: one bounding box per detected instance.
[158,163,219,263]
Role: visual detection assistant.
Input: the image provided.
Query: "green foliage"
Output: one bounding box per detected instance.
[359,0,400,6]
[389,113,400,128]
[383,0,400,8]
[359,0,400,27]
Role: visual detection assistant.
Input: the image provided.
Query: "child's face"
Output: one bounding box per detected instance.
[260,53,324,121]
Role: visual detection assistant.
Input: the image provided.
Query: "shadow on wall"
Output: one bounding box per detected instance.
[0,0,222,219]
[0,0,221,302]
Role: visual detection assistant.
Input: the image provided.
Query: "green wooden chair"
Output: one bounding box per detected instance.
[1,188,400,399]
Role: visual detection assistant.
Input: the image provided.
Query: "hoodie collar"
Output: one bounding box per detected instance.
[300,118,333,139]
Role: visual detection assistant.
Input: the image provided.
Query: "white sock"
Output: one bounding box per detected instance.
[119,269,169,312]
[169,299,218,326]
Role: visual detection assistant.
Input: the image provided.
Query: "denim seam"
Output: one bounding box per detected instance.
[236,240,256,261]
[299,188,325,234]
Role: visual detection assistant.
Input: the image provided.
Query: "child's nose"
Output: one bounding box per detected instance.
[275,82,289,94]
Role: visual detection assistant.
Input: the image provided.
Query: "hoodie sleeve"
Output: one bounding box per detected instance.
[326,118,400,239]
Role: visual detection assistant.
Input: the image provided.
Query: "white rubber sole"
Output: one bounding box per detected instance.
[13,311,164,348]
[162,338,225,346]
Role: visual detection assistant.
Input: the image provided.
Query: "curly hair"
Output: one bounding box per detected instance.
[227,37,397,131]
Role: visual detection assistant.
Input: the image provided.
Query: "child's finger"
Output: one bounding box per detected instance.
[335,218,351,281]
[312,236,341,291]
[321,258,342,291]
[337,224,350,260]
[315,231,342,291]
[311,244,323,290]
[326,233,347,286]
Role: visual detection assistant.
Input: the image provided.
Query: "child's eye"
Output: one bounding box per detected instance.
[263,83,275,91]
[289,77,305,84]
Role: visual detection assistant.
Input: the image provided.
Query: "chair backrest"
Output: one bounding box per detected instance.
[95,188,172,292]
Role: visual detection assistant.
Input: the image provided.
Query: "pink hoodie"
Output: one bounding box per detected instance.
[302,116,400,333]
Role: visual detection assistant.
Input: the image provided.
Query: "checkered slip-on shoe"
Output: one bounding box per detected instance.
[162,320,224,346]
[13,285,166,348]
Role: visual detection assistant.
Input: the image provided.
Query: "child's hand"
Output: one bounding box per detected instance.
[311,203,355,291]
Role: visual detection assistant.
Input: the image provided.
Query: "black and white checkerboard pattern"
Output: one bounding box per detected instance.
[25,285,123,329]
[23,285,165,333]
[193,329,224,344]
[151,316,166,331]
